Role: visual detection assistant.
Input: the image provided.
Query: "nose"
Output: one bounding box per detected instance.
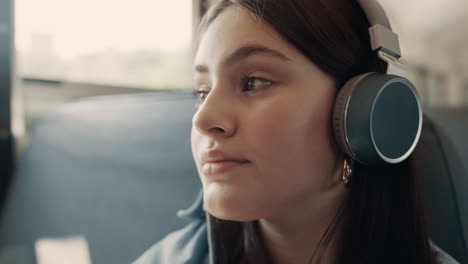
[192,85,236,138]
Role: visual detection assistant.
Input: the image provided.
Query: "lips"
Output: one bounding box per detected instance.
[200,149,249,176]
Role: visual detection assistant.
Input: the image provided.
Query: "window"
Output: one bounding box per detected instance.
[465,80,468,105]
[16,0,192,89]
[15,1,193,144]
[424,72,446,107]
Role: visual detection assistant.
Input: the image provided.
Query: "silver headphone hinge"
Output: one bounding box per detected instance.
[368,24,407,78]
[377,50,407,78]
[369,24,401,58]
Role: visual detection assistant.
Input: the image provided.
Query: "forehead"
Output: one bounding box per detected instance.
[194,5,303,66]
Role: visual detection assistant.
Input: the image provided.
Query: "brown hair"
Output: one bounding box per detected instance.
[196,1,439,263]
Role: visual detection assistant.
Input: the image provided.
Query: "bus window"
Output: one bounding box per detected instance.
[464,80,468,104]
[15,0,193,147]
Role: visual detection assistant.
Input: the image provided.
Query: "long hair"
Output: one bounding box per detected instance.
[196,1,439,263]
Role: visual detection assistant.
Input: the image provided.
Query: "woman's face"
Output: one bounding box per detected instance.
[191,5,342,221]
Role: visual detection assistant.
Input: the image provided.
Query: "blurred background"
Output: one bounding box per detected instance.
[0,1,467,263]
[7,0,468,149]
[12,0,194,149]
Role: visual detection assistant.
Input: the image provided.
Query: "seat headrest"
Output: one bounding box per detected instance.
[411,110,468,263]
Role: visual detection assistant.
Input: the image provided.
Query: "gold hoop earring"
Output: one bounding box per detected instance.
[342,158,354,186]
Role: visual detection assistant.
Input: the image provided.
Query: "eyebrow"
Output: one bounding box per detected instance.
[194,44,291,74]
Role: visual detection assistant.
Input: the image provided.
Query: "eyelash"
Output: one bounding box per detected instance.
[194,76,272,107]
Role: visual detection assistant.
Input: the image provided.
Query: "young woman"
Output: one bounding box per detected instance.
[134,0,459,263]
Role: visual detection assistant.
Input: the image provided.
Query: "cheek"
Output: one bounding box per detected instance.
[244,91,337,191]
[245,93,316,161]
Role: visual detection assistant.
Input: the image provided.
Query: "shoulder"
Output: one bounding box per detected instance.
[132,219,209,264]
[132,190,210,264]
[431,242,460,264]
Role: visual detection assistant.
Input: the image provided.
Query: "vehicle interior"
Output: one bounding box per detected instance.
[0,0,467,263]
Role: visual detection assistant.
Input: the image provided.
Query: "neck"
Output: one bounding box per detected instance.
[257,170,349,264]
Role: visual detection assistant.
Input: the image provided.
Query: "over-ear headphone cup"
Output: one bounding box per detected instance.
[333,73,422,165]
[333,73,372,161]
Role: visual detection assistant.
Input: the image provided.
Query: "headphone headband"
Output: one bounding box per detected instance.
[357,0,403,74]
[356,0,392,30]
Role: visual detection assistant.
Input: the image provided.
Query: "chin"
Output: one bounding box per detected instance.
[209,210,259,222]
[203,184,264,222]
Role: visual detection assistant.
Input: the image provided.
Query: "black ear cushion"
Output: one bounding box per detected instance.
[332,73,373,161]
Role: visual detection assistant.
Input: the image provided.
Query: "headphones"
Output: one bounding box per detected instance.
[332,0,423,165]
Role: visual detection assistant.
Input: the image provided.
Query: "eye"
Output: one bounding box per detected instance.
[194,90,208,101]
[243,76,272,92]
[193,89,209,108]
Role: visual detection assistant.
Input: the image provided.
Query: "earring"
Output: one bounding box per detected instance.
[342,157,354,186]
